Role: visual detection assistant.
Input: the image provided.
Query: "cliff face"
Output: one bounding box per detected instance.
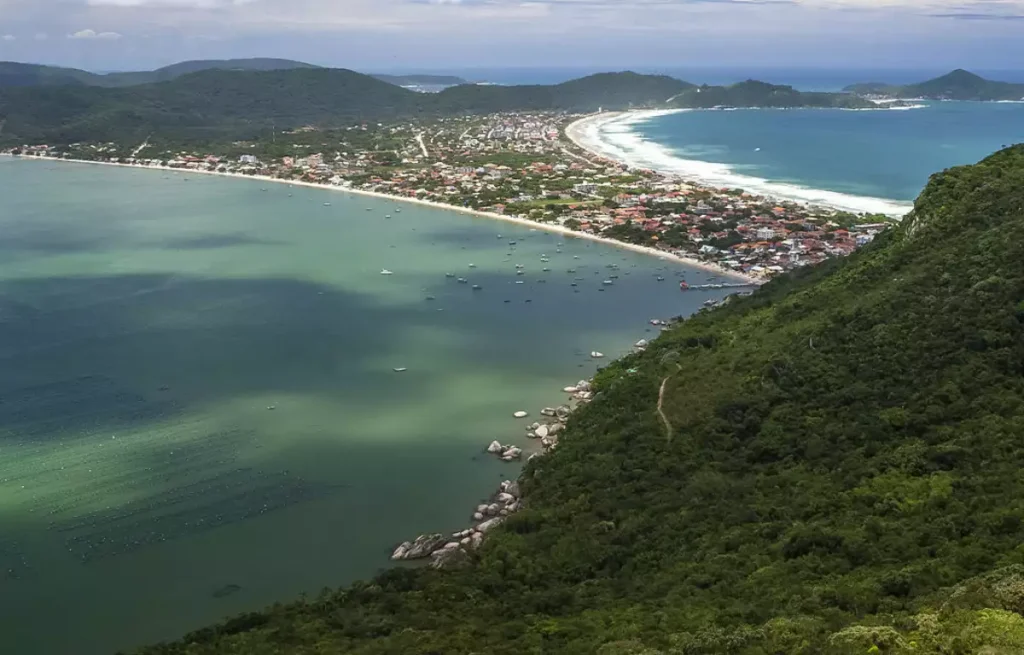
[138,145,1024,654]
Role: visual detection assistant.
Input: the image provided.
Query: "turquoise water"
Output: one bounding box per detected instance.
[595,101,1024,214]
[0,158,733,654]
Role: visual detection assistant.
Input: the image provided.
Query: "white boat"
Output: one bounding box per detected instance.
[395,208,401,212]
[603,280,613,285]
[515,281,525,285]
[393,367,408,372]
[468,263,477,268]
[323,202,331,206]
[591,351,605,358]
[380,269,394,275]
[472,285,482,290]
[385,215,392,219]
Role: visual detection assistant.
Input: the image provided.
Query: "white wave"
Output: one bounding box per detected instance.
[585,111,913,217]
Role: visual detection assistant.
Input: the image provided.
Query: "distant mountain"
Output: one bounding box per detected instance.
[668,80,874,109]
[845,69,1024,101]
[371,74,469,88]
[0,62,97,87]
[0,58,321,89]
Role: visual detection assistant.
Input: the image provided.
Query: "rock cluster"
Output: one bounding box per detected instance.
[487,440,522,461]
[391,479,523,569]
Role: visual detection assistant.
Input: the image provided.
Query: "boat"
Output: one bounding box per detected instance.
[472,285,482,290]
[603,280,613,285]
[679,281,689,291]
[516,271,525,276]
[571,283,578,287]
[323,202,331,206]
[385,214,392,219]
[366,207,373,211]
[591,351,605,358]
[381,269,394,275]
[457,278,468,284]
[393,367,408,372]
[425,296,435,300]
[445,273,456,278]
[515,281,525,285]
[395,208,401,212]
[469,263,477,268]
[542,268,550,272]
[656,276,665,281]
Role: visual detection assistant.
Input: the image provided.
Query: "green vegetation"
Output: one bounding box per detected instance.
[844,69,1024,101]
[131,145,1024,653]
[0,68,894,148]
[668,80,875,109]
[371,74,470,87]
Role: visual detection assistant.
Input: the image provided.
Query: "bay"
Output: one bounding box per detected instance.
[0,158,732,655]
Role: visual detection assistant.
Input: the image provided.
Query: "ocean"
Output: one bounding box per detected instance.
[0,158,734,655]
[582,101,1024,215]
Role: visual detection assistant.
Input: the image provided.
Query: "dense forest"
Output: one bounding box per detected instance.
[129,145,1024,653]
[0,68,874,146]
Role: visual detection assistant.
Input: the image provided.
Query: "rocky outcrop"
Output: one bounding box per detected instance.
[391,533,447,561]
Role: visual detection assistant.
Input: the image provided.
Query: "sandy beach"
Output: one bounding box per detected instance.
[564,111,914,217]
[4,153,760,284]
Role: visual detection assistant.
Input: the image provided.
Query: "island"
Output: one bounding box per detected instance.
[845,69,1024,101]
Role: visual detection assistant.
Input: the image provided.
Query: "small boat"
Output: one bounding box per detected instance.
[260,188,267,191]
[381,269,394,275]
[366,207,373,211]
[323,202,331,207]
[468,263,477,268]
[542,268,550,272]
[425,295,435,300]
[603,280,613,285]
[571,282,578,287]
[497,234,502,239]
[656,276,665,281]
[393,367,408,372]
[679,281,689,291]
[385,214,392,219]
[516,271,525,276]
[591,351,605,358]
[445,273,456,278]
[472,285,482,290]
[457,278,468,284]
[395,208,401,212]
[515,281,525,285]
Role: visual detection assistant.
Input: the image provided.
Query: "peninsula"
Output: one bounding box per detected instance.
[845,69,1024,101]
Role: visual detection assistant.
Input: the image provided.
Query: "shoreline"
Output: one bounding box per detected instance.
[4,153,760,285]
[564,111,915,218]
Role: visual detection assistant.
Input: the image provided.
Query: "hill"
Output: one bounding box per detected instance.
[0,61,97,87]
[0,58,320,89]
[845,69,1024,101]
[131,145,1024,653]
[0,70,692,144]
[669,80,875,109]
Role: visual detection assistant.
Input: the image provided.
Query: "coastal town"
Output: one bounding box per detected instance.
[2,111,894,280]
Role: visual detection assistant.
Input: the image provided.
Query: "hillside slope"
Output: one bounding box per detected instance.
[134,146,1024,654]
[669,80,874,108]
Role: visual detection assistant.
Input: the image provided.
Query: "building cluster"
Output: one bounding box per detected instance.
[4,112,891,279]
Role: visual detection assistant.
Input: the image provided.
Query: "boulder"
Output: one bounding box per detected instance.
[577,380,591,392]
[526,431,537,439]
[530,422,541,430]
[555,406,571,419]
[534,424,549,438]
[496,492,515,504]
[501,446,522,460]
[505,481,521,497]
[470,532,484,549]
[635,339,649,348]
[540,407,557,417]
[499,509,509,516]
[487,503,501,515]
[399,533,447,560]
[430,546,470,570]
[487,440,503,453]
[460,537,471,546]
[547,423,563,436]
[513,411,528,418]
[472,512,484,521]
[477,517,504,533]
[562,386,578,393]
[390,541,411,560]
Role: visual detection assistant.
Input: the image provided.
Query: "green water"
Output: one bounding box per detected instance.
[0,158,734,654]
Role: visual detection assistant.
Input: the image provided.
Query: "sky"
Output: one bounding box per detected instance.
[0,0,1023,73]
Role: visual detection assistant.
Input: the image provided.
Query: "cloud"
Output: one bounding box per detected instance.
[68,28,124,39]
[1,34,16,41]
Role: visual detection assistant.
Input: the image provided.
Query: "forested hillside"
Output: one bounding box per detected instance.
[131,145,1024,654]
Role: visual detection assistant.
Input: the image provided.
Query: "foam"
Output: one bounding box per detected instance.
[577,110,914,217]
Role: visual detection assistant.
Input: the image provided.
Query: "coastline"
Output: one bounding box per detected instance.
[4,153,760,285]
[565,111,915,218]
